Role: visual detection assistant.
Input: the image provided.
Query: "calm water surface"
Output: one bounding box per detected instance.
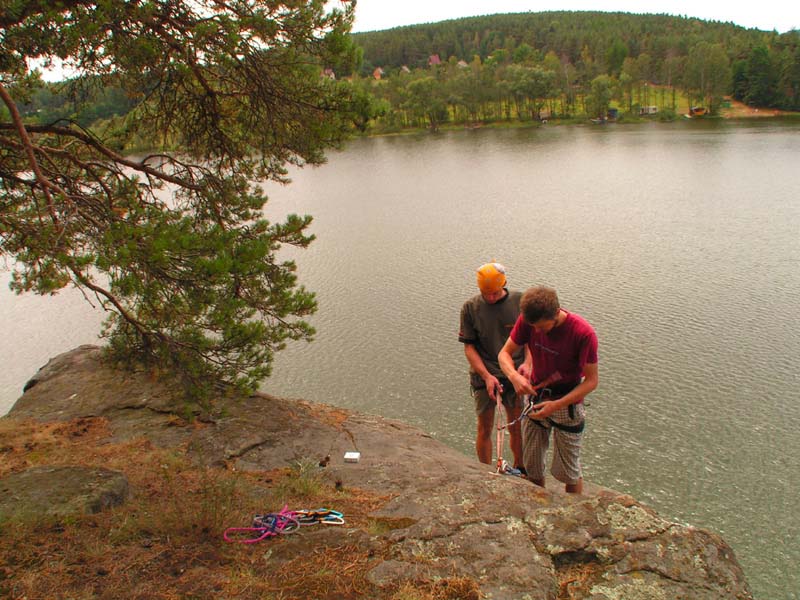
[2,120,799,599]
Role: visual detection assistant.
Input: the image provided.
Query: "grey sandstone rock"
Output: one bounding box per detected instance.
[4,346,753,599]
[0,465,129,520]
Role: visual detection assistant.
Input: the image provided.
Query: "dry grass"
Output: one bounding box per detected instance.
[721,98,789,118]
[0,417,472,600]
[555,561,608,600]
[388,578,481,600]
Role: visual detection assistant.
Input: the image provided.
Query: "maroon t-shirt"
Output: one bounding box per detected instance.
[510,311,598,399]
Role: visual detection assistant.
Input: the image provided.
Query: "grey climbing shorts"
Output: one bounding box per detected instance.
[521,402,585,485]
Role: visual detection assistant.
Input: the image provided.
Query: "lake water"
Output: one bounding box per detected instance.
[2,120,799,599]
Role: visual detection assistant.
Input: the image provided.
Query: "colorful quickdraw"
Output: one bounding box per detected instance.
[292,508,345,526]
[223,506,345,543]
[497,371,563,433]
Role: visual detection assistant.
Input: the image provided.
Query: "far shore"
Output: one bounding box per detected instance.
[361,97,799,138]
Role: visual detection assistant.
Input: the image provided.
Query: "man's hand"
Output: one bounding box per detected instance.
[484,375,503,401]
[517,362,532,380]
[508,371,535,397]
[529,400,556,420]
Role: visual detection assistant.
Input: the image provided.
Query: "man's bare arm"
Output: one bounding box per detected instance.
[499,337,535,396]
[464,344,502,401]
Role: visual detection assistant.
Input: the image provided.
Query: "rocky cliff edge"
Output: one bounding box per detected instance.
[2,346,752,599]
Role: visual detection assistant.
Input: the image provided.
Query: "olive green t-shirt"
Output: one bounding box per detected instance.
[458,289,524,382]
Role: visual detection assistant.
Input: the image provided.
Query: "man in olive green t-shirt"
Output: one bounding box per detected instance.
[458,262,528,471]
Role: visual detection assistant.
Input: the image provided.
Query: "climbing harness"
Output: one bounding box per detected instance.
[528,413,585,434]
[223,504,299,543]
[497,371,564,433]
[253,512,300,532]
[525,385,585,434]
[493,372,572,475]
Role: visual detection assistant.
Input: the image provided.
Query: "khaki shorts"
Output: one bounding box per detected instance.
[472,380,519,415]
[522,402,586,485]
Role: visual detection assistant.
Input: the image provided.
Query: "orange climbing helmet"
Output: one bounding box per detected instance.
[476,262,507,294]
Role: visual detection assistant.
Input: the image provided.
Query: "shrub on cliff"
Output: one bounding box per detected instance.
[0,1,361,399]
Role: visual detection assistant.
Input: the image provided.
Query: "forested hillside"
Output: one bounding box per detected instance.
[354,12,785,71]
[16,78,137,129]
[350,11,799,127]
[14,11,799,136]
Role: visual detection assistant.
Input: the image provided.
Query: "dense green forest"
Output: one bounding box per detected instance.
[12,77,144,149]
[17,11,800,135]
[349,12,799,130]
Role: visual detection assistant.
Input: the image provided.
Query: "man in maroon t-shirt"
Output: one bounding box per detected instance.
[498,286,598,494]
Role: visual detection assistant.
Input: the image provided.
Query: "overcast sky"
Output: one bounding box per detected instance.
[350,0,799,34]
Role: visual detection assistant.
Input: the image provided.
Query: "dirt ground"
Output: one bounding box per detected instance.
[0,417,477,600]
[720,98,789,118]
